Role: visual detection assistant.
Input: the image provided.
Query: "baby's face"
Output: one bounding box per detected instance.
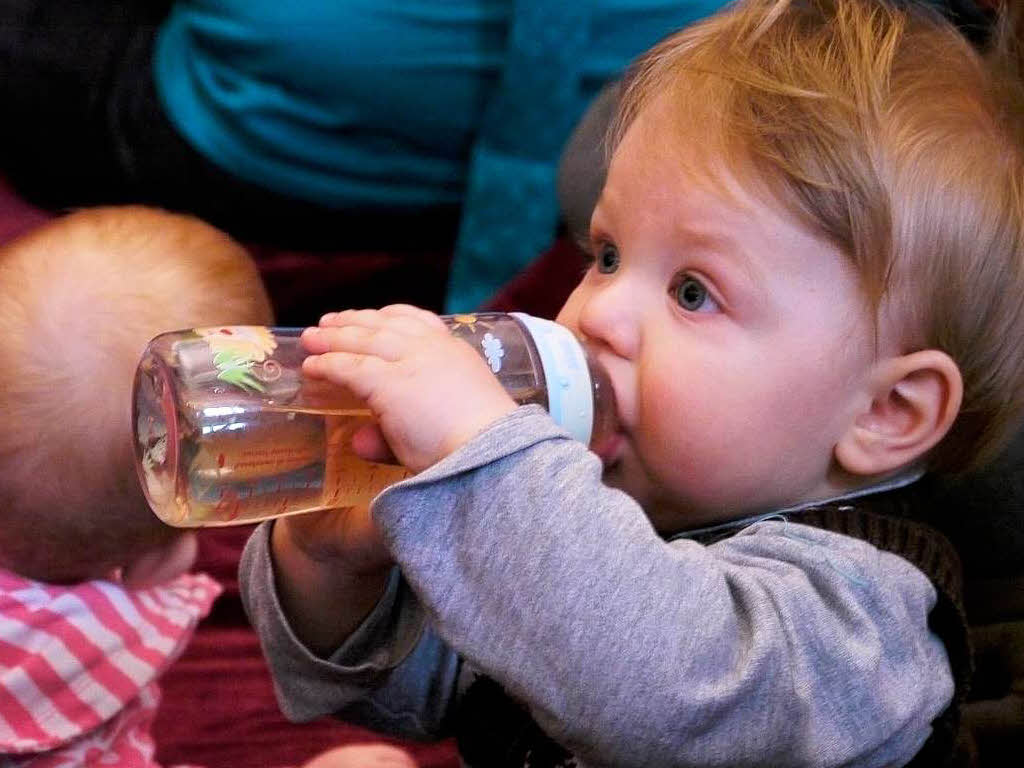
[557,101,882,532]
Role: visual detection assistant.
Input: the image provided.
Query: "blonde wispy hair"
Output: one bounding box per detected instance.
[0,206,273,582]
[611,0,1024,472]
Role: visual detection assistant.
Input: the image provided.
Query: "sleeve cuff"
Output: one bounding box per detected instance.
[239,522,427,720]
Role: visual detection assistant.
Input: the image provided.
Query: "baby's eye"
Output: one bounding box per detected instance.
[671,274,719,313]
[595,243,620,274]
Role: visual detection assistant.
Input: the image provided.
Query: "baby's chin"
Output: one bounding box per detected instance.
[601,463,743,534]
[599,459,660,516]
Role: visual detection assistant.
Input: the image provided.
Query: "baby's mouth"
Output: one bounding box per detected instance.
[591,431,625,469]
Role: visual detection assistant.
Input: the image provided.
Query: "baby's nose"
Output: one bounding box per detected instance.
[576,286,639,360]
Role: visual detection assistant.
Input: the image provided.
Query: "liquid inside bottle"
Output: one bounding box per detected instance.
[133,319,561,527]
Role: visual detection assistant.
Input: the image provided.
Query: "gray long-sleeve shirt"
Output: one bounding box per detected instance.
[240,406,953,767]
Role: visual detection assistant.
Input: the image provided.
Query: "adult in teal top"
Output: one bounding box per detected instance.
[153,0,726,309]
[153,0,716,211]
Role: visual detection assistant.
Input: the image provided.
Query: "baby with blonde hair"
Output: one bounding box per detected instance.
[0,207,419,768]
[0,205,274,585]
[0,206,271,765]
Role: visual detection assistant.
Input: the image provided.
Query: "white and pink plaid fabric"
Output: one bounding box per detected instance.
[0,569,220,767]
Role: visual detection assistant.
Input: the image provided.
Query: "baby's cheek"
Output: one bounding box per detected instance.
[636,375,761,492]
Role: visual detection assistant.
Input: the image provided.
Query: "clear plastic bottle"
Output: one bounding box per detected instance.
[132,313,616,527]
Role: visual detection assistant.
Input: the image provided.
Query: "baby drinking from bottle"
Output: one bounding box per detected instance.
[240,1,1024,765]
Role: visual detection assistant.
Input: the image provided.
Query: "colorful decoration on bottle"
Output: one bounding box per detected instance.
[448,313,492,334]
[195,326,280,393]
[481,333,505,372]
[447,314,505,373]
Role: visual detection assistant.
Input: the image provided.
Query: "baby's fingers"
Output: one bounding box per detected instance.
[302,351,387,401]
[351,423,398,464]
[378,303,448,331]
[319,305,444,334]
[301,324,412,361]
[319,308,382,328]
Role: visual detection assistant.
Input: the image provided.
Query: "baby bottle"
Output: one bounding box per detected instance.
[132,313,616,527]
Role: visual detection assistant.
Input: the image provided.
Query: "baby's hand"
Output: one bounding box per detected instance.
[301,305,517,472]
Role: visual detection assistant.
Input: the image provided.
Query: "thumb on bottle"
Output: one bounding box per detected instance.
[351,423,399,464]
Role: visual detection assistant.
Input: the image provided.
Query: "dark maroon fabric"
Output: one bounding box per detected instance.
[251,244,452,327]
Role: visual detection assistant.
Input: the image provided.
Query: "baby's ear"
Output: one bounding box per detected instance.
[121,532,198,590]
[835,350,963,477]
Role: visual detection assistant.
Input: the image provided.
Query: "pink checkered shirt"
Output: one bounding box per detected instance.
[0,569,221,767]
